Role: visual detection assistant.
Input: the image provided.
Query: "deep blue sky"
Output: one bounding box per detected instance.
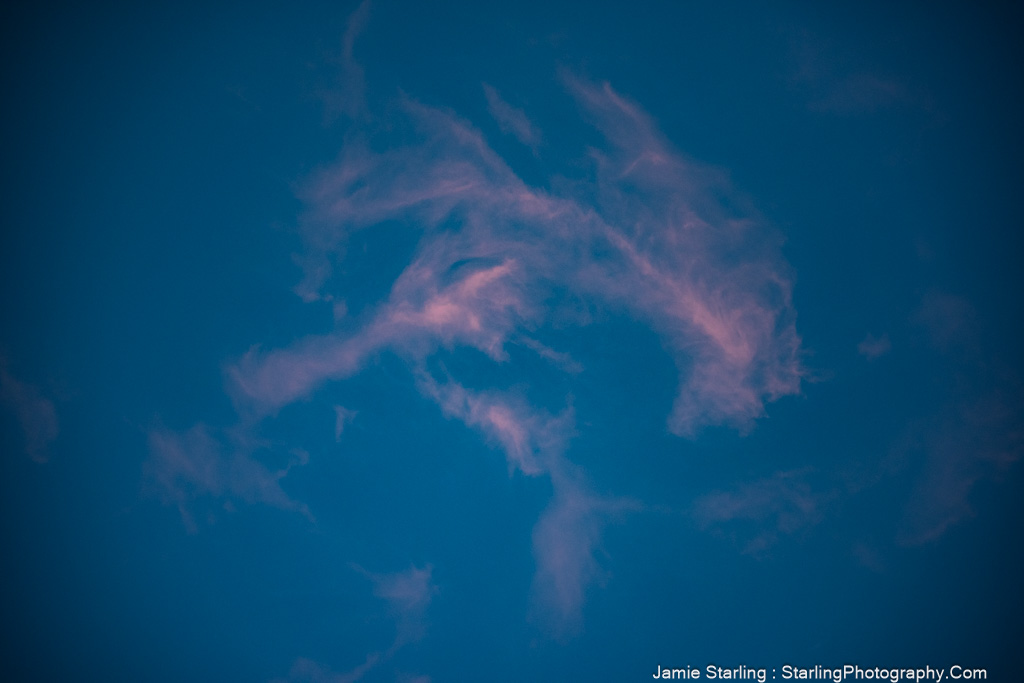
[2,2,1022,681]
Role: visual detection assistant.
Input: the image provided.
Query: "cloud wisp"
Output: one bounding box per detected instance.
[229,78,802,437]
[857,332,891,360]
[362,563,438,647]
[0,359,59,463]
[693,470,829,555]
[483,83,543,151]
[214,67,804,626]
[895,391,1023,546]
[281,564,438,683]
[144,424,312,533]
[318,0,372,123]
[417,370,633,632]
[153,9,805,631]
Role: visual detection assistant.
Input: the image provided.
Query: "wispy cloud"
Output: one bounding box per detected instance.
[895,393,1022,545]
[530,469,637,635]
[216,69,803,625]
[877,289,1023,545]
[416,372,571,476]
[281,654,379,683]
[318,0,371,123]
[281,563,438,683]
[334,405,356,442]
[852,542,886,573]
[231,78,802,437]
[913,290,978,352]
[857,332,891,360]
[694,470,830,555]
[808,73,911,114]
[483,83,543,151]
[786,29,917,115]
[0,359,59,463]
[144,424,312,532]
[360,563,438,646]
[415,371,637,632]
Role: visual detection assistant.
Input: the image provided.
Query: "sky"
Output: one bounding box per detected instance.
[2,1,1023,681]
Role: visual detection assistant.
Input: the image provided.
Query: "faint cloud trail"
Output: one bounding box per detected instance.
[214,70,805,628]
[0,358,59,463]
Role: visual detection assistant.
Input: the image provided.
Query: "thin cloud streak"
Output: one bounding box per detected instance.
[530,468,637,635]
[319,0,371,123]
[416,372,571,476]
[218,73,803,624]
[281,563,439,682]
[361,563,438,646]
[0,360,59,463]
[334,405,356,441]
[416,371,630,632]
[282,654,380,683]
[144,424,312,532]
[483,83,543,151]
[896,393,1022,546]
[231,79,802,436]
[858,332,891,360]
[694,470,829,555]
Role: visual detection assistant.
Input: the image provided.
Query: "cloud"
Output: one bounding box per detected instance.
[214,69,804,626]
[483,83,543,151]
[852,542,886,573]
[857,332,891,360]
[318,0,371,122]
[786,30,915,115]
[693,470,829,555]
[361,562,438,646]
[529,470,636,635]
[808,73,911,114]
[334,405,356,442]
[913,290,978,352]
[515,337,584,374]
[416,372,571,476]
[279,657,431,683]
[144,424,312,532]
[0,360,59,463]
[415,371,635,633]
[280,654,379,683]
[896,393,1022,545]
[230,78,802,437]
[887,289,1022,544]
[281,563,438,683]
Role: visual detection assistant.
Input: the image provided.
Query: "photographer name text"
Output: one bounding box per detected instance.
[652,664,987,682]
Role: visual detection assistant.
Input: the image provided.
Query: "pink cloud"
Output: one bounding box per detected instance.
[785,30,918,116]
[809,73,911,114]
[317,0,371,123]
[416,373,572,476]
[281,654,380,683]
[0,360,59,463]
[219,73,803,625]
[515,337,584,374]
[334,405,356,441]
[414,373,632,633]
[693,470,829,554]
[144,424,311,532]
[483,83,543,151]
[280,563,437,683]
[529,470,636,635]
[858,332,891,360]
[896,394,1022,545]
[913,290,978,352]
[364,562,437,644]
[231,78,801,436]
[369,564,435,609]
